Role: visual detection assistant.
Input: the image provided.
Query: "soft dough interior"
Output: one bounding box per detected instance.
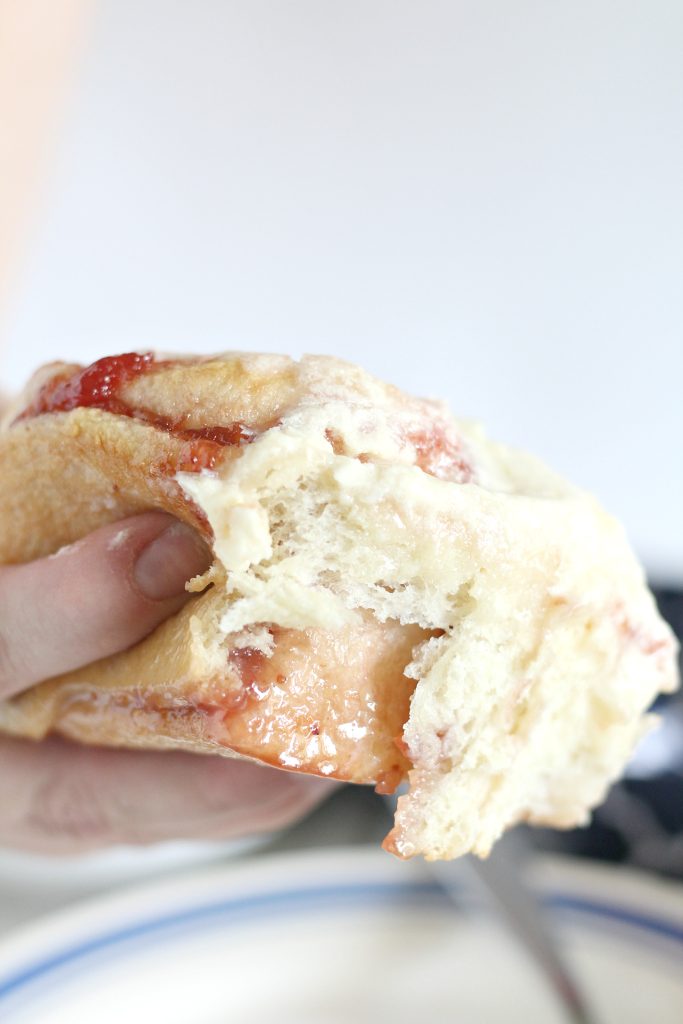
[177,410,677,859]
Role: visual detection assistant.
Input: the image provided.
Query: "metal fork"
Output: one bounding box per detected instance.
[381,798,599,1024]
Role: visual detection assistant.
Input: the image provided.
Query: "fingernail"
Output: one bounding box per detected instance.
[134,523,212,601]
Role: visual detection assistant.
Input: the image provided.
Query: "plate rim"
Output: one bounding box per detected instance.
[2,848,683,1007]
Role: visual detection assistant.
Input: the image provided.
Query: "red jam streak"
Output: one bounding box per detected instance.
[20,352,157,418]
[17,353,256,474]
[158,424,256,474]
[228,646,268,687]
[405,427,473,483]
[326,426,472,484]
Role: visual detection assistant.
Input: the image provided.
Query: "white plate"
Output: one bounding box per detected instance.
[0,837,275,940]
[0,835,270,891]
[1,848,682,1024]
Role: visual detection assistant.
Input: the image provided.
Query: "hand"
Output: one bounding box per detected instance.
[0,512,329,853]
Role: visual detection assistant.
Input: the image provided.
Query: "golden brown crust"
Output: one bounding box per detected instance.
[0,352,307,563]
[0,411,209,563]
[0,353,423,790]
[121,354,301,431]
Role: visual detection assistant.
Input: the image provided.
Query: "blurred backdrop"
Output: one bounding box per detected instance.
[2,0,681,584]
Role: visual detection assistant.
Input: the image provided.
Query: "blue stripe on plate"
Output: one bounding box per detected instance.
[0,881,441,1002]
[546,893,683,946]
[2,879,683,1005]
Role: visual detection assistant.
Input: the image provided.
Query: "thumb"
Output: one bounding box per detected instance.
[0,512,211,698]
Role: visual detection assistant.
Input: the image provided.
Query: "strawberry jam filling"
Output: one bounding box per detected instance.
[52,619,429,792]
[19,352,157,418]
[213,622,427,789]
[16,353,256,473]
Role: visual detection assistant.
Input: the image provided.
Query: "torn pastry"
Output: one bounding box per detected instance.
[0,351,677,860]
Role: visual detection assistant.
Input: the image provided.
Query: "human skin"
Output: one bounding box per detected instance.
[0,511,330,854]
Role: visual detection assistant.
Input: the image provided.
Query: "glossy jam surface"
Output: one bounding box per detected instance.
[159,425,257,474]
[214,622,425,789]
[21,353,157,418]
[56,620,429,791]
[18,353,256,473]
[212,621,442,789]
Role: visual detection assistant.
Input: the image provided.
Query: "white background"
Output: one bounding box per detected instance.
[3,0,682,581]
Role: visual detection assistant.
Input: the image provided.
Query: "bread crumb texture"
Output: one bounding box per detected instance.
[177,355,678,860]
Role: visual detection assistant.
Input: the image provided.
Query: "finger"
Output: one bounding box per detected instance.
[0,512,211,698]
[0,736,332,854]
